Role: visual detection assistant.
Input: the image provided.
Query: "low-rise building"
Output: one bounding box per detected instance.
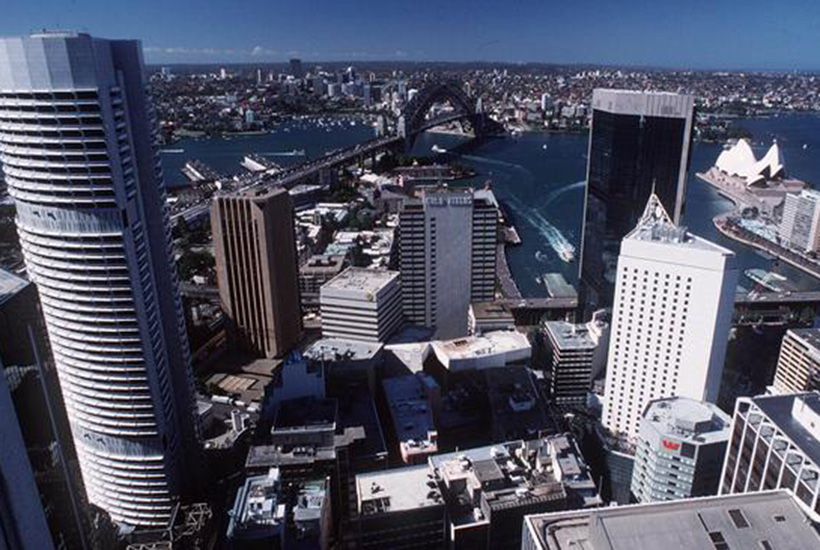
[468,301,516,335]
[430,330,531,373]
[720,392,820,515]
[485,366,552,442]
[356,465,447,549]
[543,312,609,407]
[631,397,731,503]
[522,490,820,550]
[320,267,403,343]
[304,338,383,394]
[299,255,346,313]
[355,433,599,550]
[382,373,440,464]
[772,328,820,394]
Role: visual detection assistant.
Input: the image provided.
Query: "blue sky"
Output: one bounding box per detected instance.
[3,0,820,70]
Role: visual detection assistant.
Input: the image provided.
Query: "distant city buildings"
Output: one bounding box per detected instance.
[212,187,303,358]
[0,32,201,527]
[720,392,820,514]
[579,89,695,309]
[772,329,820,394]
[289,58,303,79]
[543,311,609,407]
[522,490,820,550]
[320,267,403,343]
[631,397,731,503]
[399,188,497,339]
[779,189,820,253]
[602,195,737,440]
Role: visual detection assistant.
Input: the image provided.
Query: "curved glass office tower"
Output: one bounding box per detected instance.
[0,33,200,527]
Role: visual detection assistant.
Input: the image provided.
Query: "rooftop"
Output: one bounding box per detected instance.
[431,330,531,363]
[273,397,337,432]
[301,254,346,275]
[357,465,443,515]
[322,266,399,296]
[643,396,731,446]
[470,301,515,322]
[304,338,383,362]
[382,374,438,458]
[227,469,285,540]
[626,193,734,257]
[749,392,820,465]
[524,490,820,550]
[0,268,29,307]
[543,321,600,351]
[789,329,820,357]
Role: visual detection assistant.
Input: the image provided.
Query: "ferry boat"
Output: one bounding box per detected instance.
[745,268,787,293]
[554,241,575,263]
[431,145,447,154]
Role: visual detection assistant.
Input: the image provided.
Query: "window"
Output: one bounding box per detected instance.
[773,515,786,523]
[728,508,750,529]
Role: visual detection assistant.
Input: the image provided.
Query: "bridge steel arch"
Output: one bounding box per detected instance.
[399,80,488,149]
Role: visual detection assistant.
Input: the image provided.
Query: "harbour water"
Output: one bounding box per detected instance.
[161,114,820,297]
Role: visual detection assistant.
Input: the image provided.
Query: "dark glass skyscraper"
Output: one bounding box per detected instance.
[579,89,694,310]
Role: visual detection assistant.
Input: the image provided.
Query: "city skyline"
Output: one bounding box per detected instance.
[2,0,820,71]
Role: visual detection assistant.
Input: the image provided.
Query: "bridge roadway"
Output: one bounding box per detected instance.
[171,134,403,224]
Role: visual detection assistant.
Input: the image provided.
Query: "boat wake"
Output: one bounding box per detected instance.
[507,195,575,263]
[260,150,306,157]
[540,180,586,209]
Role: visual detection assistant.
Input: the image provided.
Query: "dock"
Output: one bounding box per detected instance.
[497,243,522,299]
[714,214,820,281]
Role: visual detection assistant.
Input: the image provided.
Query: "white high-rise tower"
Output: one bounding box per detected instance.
[602,195,737,441]
[0,33,200,527]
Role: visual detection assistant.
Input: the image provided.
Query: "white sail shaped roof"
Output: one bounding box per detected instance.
[715,139,785,186]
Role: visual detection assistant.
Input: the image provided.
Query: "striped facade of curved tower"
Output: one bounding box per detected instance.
[0,33,200,527]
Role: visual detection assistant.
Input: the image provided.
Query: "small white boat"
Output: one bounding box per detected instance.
[431,145,447,154]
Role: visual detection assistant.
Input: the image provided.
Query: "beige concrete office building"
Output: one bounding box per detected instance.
[211,187,303,358]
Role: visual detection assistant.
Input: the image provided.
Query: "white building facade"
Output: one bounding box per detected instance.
[320,267,403,342]
[399,188,497,339]
[602,195,737,441]
[0,33,200,527]
[779,189,820,253]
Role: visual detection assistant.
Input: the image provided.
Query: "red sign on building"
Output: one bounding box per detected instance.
[662,439,681,451]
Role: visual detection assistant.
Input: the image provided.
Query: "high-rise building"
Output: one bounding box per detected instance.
[602,195,737,440]
[780,189,820,253]
[579,89,695,309]
[0,355,56,550]
[211,187,303,358]
[720,392,820,515]
[0,269,87,548]
[543,311,609,407]
[0,33,201,527]
[289,58,303,79]
[320,267,403,343]
[631,397,731,504]
[772,329,820,394]
[398,188,497,339]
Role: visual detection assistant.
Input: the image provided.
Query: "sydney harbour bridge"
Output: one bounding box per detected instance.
[172,80,502,224]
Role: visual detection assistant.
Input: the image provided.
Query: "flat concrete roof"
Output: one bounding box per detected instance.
[357,465,443,515]
[305,338,383,362]
[525,490,820,550]
[322,266,399,296]
[543,321,599,351]
[644,396,731,446]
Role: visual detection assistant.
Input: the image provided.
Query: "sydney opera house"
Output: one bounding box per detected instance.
[714,138,786,187]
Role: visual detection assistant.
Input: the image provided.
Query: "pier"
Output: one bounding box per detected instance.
[714,214,820,280]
